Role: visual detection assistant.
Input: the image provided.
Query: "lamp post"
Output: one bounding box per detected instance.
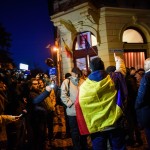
[52,46,61,86]
[46,42,61,86]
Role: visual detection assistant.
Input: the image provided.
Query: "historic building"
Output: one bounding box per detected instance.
[49,0,150,82]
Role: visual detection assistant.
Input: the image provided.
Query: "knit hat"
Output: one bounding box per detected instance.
[90,57,104,72]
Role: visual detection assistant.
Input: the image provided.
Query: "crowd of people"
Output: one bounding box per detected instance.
[0,53,150,150]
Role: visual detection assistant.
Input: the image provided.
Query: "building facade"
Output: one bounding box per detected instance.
[49,0,150,82]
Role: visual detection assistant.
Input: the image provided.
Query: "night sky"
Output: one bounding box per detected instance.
[0,0,55,72]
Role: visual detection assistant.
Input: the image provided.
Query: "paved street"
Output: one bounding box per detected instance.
[46,105,148,150]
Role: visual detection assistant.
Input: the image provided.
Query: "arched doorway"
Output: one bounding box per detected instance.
[122,28,147,70]
[73,32,98,71]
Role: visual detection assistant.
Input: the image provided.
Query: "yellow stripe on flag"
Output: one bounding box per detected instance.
[79,75,123,133]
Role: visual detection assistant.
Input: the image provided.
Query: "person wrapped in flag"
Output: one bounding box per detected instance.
[75,53,128,150]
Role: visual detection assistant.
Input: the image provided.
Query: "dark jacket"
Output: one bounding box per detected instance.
[135,71,150,127]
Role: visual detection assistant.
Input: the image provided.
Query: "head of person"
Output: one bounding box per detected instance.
[82,68,88,76]
[144,58,150,72]
[65,72,71,79]
[29,78,39,92]
[137,68,145,76]
[35,74,40,80]
[135,70,143,84]
[38,79,45,89]
[106,65,116,74]
[90,57,105,72]
[71,67,81,80]
[130,67,136,76]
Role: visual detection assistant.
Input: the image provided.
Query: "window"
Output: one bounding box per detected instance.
[122,28,146,69]
[73,32,98,71]
[122,29,144,43]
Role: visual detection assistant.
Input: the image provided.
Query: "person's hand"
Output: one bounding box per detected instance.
[114,53,120,62]
[11,115,20,121]
[22,109,27,114]
[114,52,116,58]
[45,85,52,92]
[15,116,20,120]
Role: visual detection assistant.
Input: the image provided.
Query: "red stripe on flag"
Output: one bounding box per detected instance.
[75,91,90,135]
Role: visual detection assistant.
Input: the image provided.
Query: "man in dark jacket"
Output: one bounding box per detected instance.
[135,58,150,149]
[26,78,51,150]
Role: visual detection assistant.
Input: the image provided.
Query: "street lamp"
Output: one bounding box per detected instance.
[52,45,61,86]
[46,43,61,86]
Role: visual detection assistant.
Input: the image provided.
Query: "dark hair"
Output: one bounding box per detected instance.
[65,73,71,79]
[126,67,130,76]
[106,66,116,73]
[71,67,81,75]
[130,67,136,71]
[90,57,104,72]
[137,68,145,76]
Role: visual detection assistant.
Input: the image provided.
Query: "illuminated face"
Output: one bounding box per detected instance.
[38,80,44,88]
[32,81,39,89]
[71,72,79,79]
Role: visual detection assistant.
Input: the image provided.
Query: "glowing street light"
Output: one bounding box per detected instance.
[46,42,61,86]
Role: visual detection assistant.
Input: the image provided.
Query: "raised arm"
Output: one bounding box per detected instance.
[114,53,126,76]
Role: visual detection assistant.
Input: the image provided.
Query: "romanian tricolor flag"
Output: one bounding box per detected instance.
[62,38,72,58]
[75,75,125,135]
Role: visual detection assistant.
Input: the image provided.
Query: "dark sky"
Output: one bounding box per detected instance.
[0,0,55,72]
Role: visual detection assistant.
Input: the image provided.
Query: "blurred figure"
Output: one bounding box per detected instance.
[135,58,150,149]
[44,79,56,143]
[81,68,88,80]
[106,65,116,74]
[0,81,20,149]
[125,68,143,147]
[38,79,46,92]
[43,74,51,85]
[135,68,145,88]
[130,67,136,76]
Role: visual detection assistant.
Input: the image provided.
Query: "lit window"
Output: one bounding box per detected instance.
[122,29,144,43]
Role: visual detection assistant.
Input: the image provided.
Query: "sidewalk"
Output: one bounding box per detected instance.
[47,105,148,150]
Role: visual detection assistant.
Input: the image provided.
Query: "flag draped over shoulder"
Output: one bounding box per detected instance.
[62,38,72,58]
[75,75,124,135]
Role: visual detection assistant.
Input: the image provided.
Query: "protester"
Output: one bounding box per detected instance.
[134,68,145,88]
[125,67,143,147]
[75,53,128,150]
[81,68,90,80]
[65,73,71,79]
[25,78,52,150]
[130,67,136,76]
[135,58,150,149]
[61,67,88,150]
[0,81,20,149]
